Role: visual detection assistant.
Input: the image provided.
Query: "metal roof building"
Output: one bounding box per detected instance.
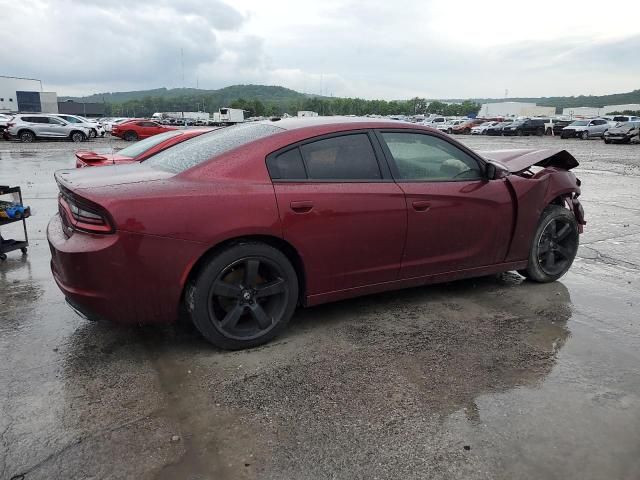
[0,75,58,113]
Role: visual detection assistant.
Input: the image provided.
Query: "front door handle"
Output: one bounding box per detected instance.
[412,200,431,212]
[290,201,314,213]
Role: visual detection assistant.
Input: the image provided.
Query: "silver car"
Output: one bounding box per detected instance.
[561,118,609,139]
[6,114,90,143]
[54,114,105,138]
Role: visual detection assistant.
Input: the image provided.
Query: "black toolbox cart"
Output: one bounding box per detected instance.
[0,185,29,261]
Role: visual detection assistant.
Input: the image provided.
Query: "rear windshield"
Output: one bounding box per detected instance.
[117,130,183,158]
[145,123,283,173]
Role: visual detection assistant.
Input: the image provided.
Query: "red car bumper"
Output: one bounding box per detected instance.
[47,214,203,325]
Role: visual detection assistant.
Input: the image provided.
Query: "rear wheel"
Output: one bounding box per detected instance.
[519,205,579,283]
[124,131,138,141]
[70,131,85,143]
[19,130,35,143]
[187,243,299,350]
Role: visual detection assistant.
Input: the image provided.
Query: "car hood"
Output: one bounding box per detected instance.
[479,148,579,173]
[56,163,173,190]
[608,126,635,134]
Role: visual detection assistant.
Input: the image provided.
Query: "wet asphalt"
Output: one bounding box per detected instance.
[0,134,639,480]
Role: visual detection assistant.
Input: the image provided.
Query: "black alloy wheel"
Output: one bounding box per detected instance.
[209,257,288,341]
[189,243,298,349]
[535,217,578,277]
[520,205,579,282]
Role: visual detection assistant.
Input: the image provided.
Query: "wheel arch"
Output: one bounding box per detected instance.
[17,128,36,138]
[181,234,307,306]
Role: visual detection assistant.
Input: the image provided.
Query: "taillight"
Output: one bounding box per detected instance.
[58,191,114,234]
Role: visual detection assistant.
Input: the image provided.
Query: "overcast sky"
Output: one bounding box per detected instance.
[1,0,639,99]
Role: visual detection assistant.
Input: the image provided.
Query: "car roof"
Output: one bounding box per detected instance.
[254,116,417,131]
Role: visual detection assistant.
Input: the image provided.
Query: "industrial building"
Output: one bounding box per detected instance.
[57,99,105,117]
[479,102,556,117]
[0,75,58,113]
[562,107,602,118]
[602,104,640,114]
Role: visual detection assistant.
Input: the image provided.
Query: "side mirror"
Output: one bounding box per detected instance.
[485,161,509,180]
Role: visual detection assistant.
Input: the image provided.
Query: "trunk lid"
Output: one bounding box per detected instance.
[55,163,173,191]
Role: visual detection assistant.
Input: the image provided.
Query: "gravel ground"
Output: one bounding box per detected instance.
[1,133,639,480]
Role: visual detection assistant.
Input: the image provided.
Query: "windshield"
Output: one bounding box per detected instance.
[570,120,589,126]
[116,130,184,158]
[145,123,283,173]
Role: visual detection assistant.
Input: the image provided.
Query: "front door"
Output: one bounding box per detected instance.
[376,130,514,279]
[268,132,407,295]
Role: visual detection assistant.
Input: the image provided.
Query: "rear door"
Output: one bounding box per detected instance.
[269,131,407,296]
[376,130,514,278]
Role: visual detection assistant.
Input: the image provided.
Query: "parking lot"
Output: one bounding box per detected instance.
[1,134,639,479]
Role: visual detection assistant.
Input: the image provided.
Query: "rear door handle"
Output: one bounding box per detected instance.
[412,200,431,212]
[290,201,314,213]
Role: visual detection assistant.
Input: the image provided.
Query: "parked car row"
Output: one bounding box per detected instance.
[2,113,94,143]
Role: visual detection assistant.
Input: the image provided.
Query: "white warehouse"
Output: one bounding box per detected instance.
[0,75,58,113]
[479,102,555,117]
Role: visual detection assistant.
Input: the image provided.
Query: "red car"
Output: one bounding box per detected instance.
[75,128,214,167]
[111,119,178,141]
[48,118,586,349]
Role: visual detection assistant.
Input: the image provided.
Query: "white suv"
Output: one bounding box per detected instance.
[54,114,105,138]
[6,114,90,143]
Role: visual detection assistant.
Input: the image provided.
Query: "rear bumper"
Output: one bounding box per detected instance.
[47,213,202,325]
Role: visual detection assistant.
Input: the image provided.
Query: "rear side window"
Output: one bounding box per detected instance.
[300,134,381,180]
[23,116,46,123]
[145,123,283,173]
[267,148,306,180]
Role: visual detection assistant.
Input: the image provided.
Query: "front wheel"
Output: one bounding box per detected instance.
[580,131,589,140]
[520,205,579,283]
[188,242,299,350]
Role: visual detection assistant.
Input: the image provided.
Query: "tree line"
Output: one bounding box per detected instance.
[105,94,481,118]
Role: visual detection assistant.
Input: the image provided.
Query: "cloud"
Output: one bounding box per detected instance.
[0,0,639,98]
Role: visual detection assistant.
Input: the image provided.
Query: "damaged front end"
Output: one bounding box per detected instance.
[481,149,586,261]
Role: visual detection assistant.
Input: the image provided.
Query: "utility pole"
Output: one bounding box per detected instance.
[181,48,185,89]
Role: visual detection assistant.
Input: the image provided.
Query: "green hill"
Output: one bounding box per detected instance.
[60,84,640,117]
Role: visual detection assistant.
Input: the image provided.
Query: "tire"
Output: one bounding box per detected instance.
[536,128,544,136]
[19,130,35,143]
[70,131,85,143]
[517,129,524,136]
[580,131,589,140]
[0,253,6,261]
[447,128,453,134]
[90,129,97,138]
[187,242,299,350]
[545,128,552,136]
[604,138,611,144]
[520,205,579,283]
[124,131,138,142]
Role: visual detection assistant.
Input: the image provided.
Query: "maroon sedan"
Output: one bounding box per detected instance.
[48,118,586,349]
[75,128,213,167]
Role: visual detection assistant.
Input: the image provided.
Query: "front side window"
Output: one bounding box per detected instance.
[299,134,381,180]
[381,132,481,181]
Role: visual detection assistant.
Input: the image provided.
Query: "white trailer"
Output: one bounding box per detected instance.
[151,112,210,124]
[212,108,245,125]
